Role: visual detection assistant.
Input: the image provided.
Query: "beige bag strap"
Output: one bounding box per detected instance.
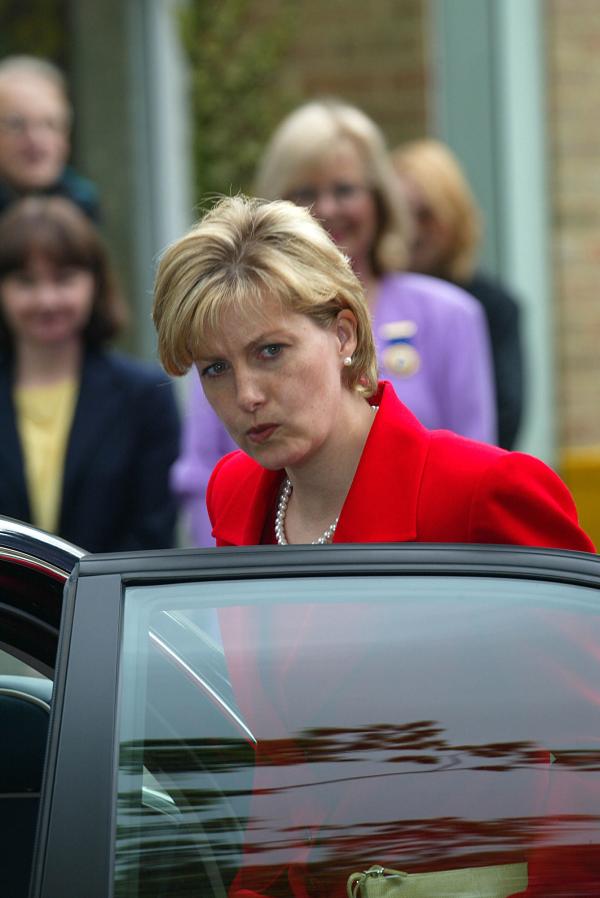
[347,861,527,898]
[347,866,406,898]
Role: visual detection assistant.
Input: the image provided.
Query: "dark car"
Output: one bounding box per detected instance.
[2,516,600,898]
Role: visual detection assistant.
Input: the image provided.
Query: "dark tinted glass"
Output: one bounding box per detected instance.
[115,575,600,897]
[0,559,62,675]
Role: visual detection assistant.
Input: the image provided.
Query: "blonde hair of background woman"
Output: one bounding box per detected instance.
[254,98,412,276]
[153,195,378,397]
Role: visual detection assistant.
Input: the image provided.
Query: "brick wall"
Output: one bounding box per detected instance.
[546,0,600,545]
[546,0,600,449]
[277,0,428,146]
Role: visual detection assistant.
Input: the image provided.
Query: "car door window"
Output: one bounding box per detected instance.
[0,554,65,898]
[0,556,63,677]
[114,575,600,898]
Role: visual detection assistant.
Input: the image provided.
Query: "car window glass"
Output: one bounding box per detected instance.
[0,558,62,677]
[0,556,60,898]
[114,575,600,898]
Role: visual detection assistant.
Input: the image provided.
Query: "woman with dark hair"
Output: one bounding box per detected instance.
[0,195,180,551]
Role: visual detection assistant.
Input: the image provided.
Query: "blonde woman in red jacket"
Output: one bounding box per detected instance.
[152,195,594,898]
[153,194,592,555]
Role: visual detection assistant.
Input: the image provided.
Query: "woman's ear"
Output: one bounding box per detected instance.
[335,309,358,357]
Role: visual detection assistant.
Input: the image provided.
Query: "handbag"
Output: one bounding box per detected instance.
[347,861,527,898]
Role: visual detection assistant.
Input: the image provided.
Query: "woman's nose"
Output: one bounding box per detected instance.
[34,281,61,306]
[312,190,338,223]
[235,371,265,411]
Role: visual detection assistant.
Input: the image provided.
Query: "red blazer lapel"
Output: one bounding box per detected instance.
[211,454,283,545]
[334,381,430,543]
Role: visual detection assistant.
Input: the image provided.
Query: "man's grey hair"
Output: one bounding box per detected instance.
[0,55,68,97]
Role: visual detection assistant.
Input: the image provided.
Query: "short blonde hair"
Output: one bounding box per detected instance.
[391,139,481,282]
[153,195,378,396]
[254,99,411,276]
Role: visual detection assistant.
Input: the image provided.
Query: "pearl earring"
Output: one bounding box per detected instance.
[343,356,353,367]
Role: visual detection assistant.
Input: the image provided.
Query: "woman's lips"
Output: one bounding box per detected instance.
[247,424,278,444]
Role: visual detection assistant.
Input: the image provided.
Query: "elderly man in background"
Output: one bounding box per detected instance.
[0,55,99,221]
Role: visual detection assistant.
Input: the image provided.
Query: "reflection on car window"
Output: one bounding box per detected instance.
[0,558,63,676]
[0,647,47,677]
[115,576,600,898]
[0,558,59,896]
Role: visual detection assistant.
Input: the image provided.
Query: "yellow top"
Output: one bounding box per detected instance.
[14,378,78,534]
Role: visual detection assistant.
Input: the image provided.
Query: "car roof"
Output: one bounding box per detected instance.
[75,542,600,589]
[0,516,84,580]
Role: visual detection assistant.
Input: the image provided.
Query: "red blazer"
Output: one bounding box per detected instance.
[207,381,594,552]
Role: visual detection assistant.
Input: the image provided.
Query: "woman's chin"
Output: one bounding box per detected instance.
[245,446,288,470]
[26,325,81,347]
[243,441,304,472]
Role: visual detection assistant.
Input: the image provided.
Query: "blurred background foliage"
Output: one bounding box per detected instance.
[179,0,301,208]
[0,0,67,67]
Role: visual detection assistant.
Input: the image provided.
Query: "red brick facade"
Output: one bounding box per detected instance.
[546,0,600,543]
[280,0,428,145]
[546,0,600,449]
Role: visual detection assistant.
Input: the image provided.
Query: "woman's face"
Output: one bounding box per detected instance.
[285,138,379,274]
[0,253,94,348]
[397,174,449,274]
[196,295,357,472]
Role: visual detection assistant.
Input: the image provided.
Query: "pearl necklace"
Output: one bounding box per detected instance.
[275,478,339,546]
[274,405,379,546]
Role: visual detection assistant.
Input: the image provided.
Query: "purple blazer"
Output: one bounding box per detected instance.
[171,272,497,546]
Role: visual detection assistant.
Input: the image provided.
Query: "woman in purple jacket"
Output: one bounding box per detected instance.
[172,99,496,546]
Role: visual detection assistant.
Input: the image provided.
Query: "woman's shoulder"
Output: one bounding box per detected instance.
[381,272,482,320]
[423,428,547,503]
[87,349,174,389]
[462,270,521,321]
[418,430,594,550]
[465,270,519,305]
[425,429,568,502]
[81,352,179,425]
[210,449,259,487]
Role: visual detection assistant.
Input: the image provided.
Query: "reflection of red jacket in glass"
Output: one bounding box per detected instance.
[207,380,594,552]
[218,600,600,898]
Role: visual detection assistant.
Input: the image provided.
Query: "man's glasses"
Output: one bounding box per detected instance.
[0,115,68,137]
[286,182,370,208]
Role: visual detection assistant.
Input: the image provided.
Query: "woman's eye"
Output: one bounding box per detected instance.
[287,188,316,207]
[259,344,283,360]
[201,360,228,378]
